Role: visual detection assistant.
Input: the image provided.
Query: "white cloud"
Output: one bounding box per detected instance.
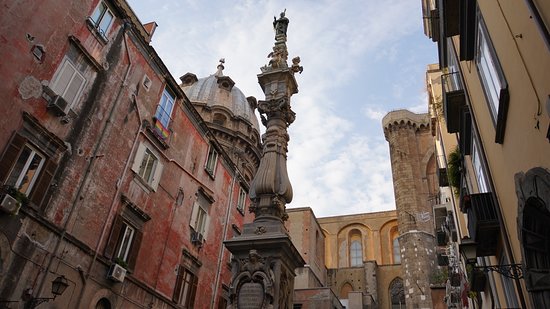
[127,0,437,218]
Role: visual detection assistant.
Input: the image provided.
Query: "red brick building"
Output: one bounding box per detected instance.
[0,1,259,308]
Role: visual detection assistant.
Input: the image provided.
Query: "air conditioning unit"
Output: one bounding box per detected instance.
[191,231,204,245]
[0,194,19,214]
[47,95,70,117]
[107,263,127,282]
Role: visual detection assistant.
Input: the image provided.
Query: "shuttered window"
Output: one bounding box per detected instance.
[237,186,246,213]
[131,143,163,191]
[173,265,198,307]
[0,133,57,208]
[50,58,86,107]
[205,145,218,176]
[104,215,143,271]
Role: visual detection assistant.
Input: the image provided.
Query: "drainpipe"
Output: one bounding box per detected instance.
[35,21,134,306]
[210,155,240,309]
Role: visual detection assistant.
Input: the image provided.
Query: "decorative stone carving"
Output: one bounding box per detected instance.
[230,250,275,308]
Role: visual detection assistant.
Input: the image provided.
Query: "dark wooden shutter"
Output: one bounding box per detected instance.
[126,228,142,271]
[104,216,124,259]
[173,265,184,303]
[30,159,57,208]
[188,273,198,308]
[0,133,27,184]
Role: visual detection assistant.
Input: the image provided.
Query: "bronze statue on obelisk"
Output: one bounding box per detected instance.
[224,11,304,309]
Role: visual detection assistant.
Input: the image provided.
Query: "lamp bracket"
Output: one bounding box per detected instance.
[475,264,523,280]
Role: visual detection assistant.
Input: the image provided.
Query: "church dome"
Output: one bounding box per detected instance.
[179,65,259,132]
[179,60,262,183]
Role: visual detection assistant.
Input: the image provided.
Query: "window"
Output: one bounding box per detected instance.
[95,298,112,309]
[131,143,163,191]
[89,1,114,39]
[194,206,208,234]
[138,149,157,183]
[472,138,489,193]
[50,58,86,108]
[499,255,520,308]
[205,145,218,176]
[105,215,143,271]
[0,117,64,209]
[116,224,134,262]
[340,282,353,299]
[190,192,212,240]
[236,186,246,213]
[155,88,176,128]
[350,240,363,267]
[213,113,227,126]
[173,265,198,307]
[389,278,405,309]
[393,237,401,264]
[476,14,509,143]
[5,143,45,195]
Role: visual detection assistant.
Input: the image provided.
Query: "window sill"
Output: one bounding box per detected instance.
[236,207,245,216]
[132,175,153,194]
[204,168,215,180]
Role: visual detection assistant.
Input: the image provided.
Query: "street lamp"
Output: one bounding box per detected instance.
[25,275,69,308]
[459,237,523,279]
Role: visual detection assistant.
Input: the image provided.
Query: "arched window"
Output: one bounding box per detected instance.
[340,282,353,299]
[350,240,362,267]
[95,298,112,309]
[393,237,401,264]
[213,113,227,126]
[389,278,405,309]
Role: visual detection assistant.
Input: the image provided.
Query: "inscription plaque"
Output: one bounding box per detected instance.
[238,282,264,309]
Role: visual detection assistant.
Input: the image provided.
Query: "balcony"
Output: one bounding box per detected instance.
[442,72,466,133]
[466,193,500,256]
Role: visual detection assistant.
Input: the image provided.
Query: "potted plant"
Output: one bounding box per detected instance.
[447,147,461,194]
[430,267,448,286]
[113,257,128,269]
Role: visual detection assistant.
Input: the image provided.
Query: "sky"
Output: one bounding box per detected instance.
[127,0,438,217]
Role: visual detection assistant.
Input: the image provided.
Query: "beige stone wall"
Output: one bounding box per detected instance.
[375,264,402,309]
[287,207,327,288]
[318,210,398,269]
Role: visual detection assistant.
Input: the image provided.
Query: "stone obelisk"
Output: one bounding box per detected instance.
[224,10,304,309]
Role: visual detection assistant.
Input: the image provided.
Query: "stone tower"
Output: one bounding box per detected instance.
[382,110,437,309]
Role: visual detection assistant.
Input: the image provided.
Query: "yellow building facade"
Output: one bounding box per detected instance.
[422,0,550,307]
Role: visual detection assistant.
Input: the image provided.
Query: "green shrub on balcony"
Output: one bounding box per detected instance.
[447,147,461,193]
